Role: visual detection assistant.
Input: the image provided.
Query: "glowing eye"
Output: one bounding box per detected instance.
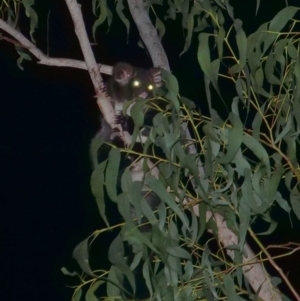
[148,84,154,90]
[133,80,140,87]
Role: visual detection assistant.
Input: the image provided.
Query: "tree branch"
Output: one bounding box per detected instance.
[208,212,282,301]
[64,0,114,125]
[0,9,114,126]
[0,19,112,74]
[127,0,169,71]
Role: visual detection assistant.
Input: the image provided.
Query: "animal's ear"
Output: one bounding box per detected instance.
[113,62,135,86]
[150,68,162,87]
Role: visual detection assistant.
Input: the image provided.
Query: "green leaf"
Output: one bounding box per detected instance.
[90,134,105,168]
[115,0,130,41]
[239,171,252,247]
[230,19,247,73]
[232,149,251,178]
[86,280,104,301]
[224,274,238,300]
[218,113,243,164]
[203,139,213,179]
[145,176,190,230]
[72,289,82,301]
[190,206,198,243]
[242,134,271,177]
[166,246,191,260]
[291,187,300,221]
[182,260,193,282]
[108,235,136,293]
[22,0,38,42]
[130,251,143,271]
[180,2,201,55]
[265,52,280,85]
[232,250,243,288]
[155,15,166,39]
[105,148,120,202]
[117,192,134,226]
[92,0,110,40]
[91,161,109,226]
[269,6,299,33]
[142,260,153,297]
[198,33,220,96]
[73,237,95,277]
[216,26,225,60]
[120,167,133,193]
[263,6,299,55]
[197,202,208,241]
[266,165,285,203]
[16,46,32,70]
[130,99,147,128]
[165,256,178,287]
[107,266,121,299]
[271,277,282,287]
[293,56,300,110]
[274,39,287,79]
[287,38,297,59]
[258,213,278,235]
[252,103,266,140]
[235,79,245,104]
[161,69,180,112]
[61,267,78,277]
[141,195,159,227]
[157,200,167,230]
[225,0,235,20]
[247,49,262,76]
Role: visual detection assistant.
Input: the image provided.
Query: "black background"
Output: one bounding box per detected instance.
[1,1,299,300]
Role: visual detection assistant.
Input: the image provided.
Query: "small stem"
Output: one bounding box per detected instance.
[249,228,300,301]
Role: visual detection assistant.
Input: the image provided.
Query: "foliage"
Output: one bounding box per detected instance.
[61,3,300,301]
[1,0,294,300]
[0,0,37,68]
[2,0,300,300]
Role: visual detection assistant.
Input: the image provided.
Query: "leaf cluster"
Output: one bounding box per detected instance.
[67,4,300,301]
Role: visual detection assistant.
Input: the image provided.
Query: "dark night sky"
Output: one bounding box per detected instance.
[0,1,300,301]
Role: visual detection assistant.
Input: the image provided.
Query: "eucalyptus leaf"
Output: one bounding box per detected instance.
[91,161,109,226]
[106,148,121,202]
[73,237,95,277]
[108,235,136,293]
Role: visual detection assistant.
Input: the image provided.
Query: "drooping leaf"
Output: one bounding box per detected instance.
[242,134,271,177]
[72,288,82,301]
[145,176,190,230]
[115,0,130,41]
[218,113,243,164]
[165,246,191,260]
[142,259,153,297]
[180,2,201,55]
[86,280,104,301]
[107,266,121,299]
[230,19,247,73]
[91,161,109,226]
[105,148,121,202]
[224,274,239,300]
[291,187,300,221]
[73,237,95,277]
[108,234,136,293]
[92,0,112,40]
[161,69,180,112]
[22,0,38,42]
[263,6,299,55]
[155,15,166,39]
[239,170,252,248]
